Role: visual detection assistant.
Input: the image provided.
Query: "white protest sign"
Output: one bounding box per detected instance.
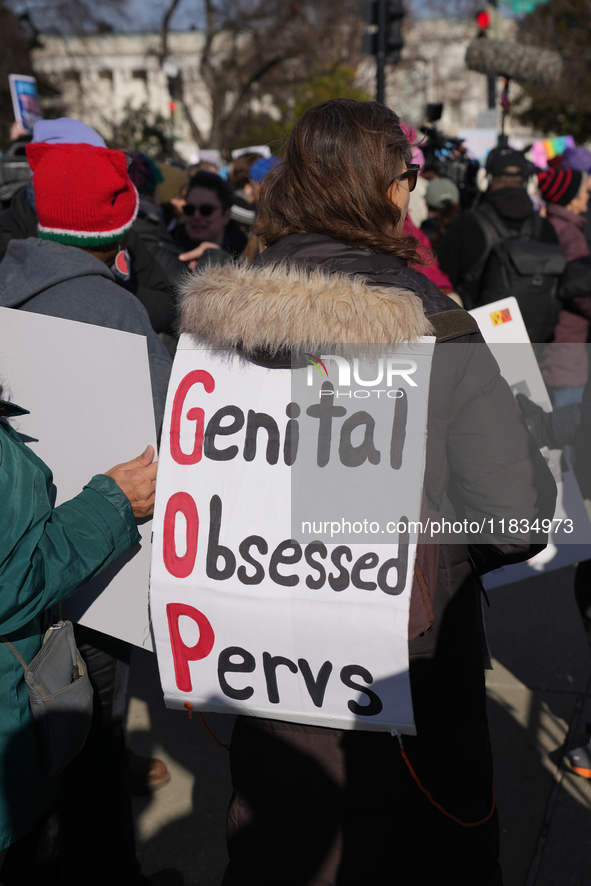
[150,338,435,733]
[9,74,42,132]
[470,297,591,587]
[0,307,157,648]
[231,145,272,160]
[470,297,530,345]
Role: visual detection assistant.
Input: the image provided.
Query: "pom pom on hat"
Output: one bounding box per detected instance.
[538,167,583,207]
[26,142,139,246]
[563,146,591,174]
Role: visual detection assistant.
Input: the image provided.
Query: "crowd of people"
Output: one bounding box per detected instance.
[0,99,590,885]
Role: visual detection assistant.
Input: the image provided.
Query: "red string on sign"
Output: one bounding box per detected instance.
[198,712,230,751]
[184,702,193,719]
[399,742,495,828]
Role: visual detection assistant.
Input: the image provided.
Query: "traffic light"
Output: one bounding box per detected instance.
[476,8,492,32]
[475,4,504,39]
[362,0,405,63]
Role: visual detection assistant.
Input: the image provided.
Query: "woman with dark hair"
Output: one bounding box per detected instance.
[0,387,157,866]
[174,171,247,264]
[178,99,555,885]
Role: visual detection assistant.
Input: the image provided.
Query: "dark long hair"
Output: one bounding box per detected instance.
[254,99,421,262]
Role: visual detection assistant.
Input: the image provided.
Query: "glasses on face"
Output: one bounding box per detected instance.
[184,202,221,218]
[390,164,421,193]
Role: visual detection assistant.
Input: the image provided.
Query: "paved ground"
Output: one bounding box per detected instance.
[127,563,591,886]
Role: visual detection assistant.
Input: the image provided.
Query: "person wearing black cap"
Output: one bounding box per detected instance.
[438,147,560,313]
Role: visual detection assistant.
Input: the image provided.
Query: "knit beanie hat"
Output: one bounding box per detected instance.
[231,195,256,227]
[249,156,280,185]
[32,117,106,147]
[538,167,583,207]
[563,147,591,174]
[26,142,138,246]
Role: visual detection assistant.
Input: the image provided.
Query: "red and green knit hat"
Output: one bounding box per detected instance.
[26,142,139,246]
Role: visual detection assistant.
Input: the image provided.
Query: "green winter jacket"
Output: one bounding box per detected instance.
[0,404,140,852]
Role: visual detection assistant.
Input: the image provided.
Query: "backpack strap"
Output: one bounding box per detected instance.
[477,202,516,239]
[529,212,543,239]
[459,206,505,290]
[480,201,541,242]
[428,308,480,342]
[459,202,540,294]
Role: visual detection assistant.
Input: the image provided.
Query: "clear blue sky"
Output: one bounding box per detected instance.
[8,0,523,34]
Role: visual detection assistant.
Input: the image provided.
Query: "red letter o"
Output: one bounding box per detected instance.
[163,492,199,578]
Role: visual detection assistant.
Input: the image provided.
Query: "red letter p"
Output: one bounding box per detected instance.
[166,603,215,692]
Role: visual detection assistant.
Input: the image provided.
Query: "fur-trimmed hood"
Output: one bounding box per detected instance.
[178,260,434,355]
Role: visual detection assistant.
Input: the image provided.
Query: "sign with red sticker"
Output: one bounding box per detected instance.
[490,308,512,326]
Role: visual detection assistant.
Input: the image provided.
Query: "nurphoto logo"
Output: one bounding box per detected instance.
[306,354,418,390]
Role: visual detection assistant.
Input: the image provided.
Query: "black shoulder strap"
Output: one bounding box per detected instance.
[477,202,515,240]
[529,212,543,239]
[460,206,505,289]
[481,202,542,242]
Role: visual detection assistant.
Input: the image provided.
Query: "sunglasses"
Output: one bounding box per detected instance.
[184,202,221,218]
[390,164,421,193]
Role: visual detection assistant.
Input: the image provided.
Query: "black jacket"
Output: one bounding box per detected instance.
[0,186,37,261]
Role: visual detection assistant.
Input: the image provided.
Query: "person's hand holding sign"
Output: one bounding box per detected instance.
[105,445,158,519]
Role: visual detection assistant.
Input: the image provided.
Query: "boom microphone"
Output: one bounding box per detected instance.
[465,39,562,85]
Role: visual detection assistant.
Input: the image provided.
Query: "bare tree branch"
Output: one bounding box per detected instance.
[181,95,205,148]
[161,0,183,60]
[155,0,363,148]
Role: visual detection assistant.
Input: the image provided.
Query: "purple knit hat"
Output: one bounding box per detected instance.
[563,147,591,174]
[32,117,106,147]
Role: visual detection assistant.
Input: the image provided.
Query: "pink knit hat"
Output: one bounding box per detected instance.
[26,142,139,246]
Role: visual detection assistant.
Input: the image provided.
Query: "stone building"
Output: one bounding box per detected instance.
[32,31,208,160]
[31,18,536,161]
